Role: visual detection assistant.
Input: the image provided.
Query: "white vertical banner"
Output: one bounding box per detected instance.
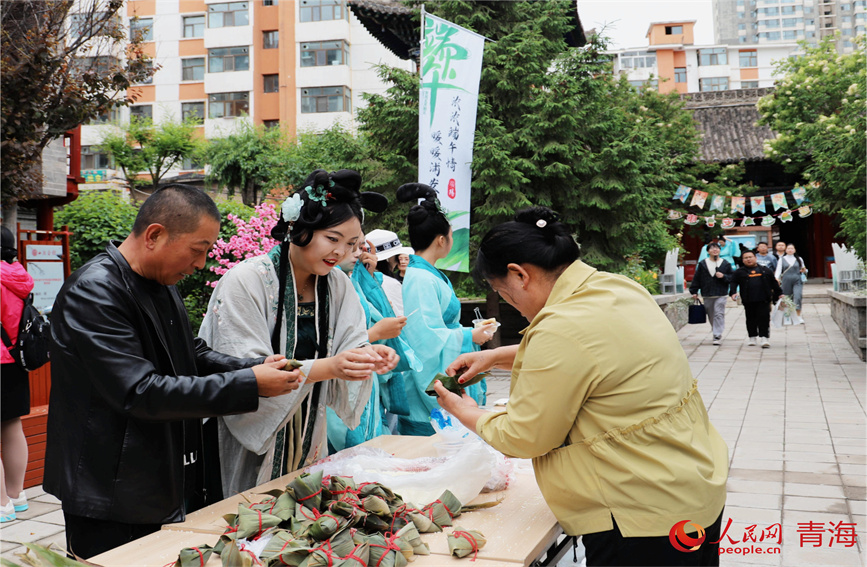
[419,11,485,272]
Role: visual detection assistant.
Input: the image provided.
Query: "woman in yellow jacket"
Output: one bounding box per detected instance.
[434,207,728,567]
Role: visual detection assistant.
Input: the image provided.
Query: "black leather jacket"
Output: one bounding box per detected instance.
[45,243,262,524]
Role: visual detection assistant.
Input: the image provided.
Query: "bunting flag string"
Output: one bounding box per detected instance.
[668,205,813,228]
[670,183,812,215]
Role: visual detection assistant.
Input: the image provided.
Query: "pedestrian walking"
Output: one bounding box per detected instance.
[775,243,807,318]
[729,250,782,348]
[754,241,778,272]
[773,240,787,265]
[0,227,34,523]
[690,242,734,345]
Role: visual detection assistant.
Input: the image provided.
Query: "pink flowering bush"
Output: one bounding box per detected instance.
[208,202,280,286]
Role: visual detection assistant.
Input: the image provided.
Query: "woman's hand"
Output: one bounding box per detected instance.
[327,349,380,381]
[263,354,286,365]
[445,350,496,384]
[471,323,497,345]
[362,344,399,375]
[368,316,407,342]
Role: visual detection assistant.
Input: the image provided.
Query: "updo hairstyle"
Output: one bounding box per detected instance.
[396,183,451,251]
[473,207,580,286]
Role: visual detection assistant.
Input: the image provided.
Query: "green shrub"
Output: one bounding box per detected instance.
[54,190,138,270]
[617,253,661,295]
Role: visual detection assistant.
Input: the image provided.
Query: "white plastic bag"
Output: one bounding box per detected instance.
[771,297,803,328]
[307,443,495,506]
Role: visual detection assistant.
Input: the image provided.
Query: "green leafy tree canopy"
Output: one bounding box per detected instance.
[757,35,866,259]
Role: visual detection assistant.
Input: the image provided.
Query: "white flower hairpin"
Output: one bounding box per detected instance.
[536,219,547,228]
[282,193,303,223]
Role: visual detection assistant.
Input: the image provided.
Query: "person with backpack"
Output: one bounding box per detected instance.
[0,226,34,522]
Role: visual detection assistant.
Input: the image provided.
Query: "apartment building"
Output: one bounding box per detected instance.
[609,20,798,94]
[714,0,866,53]
[79,0,413,186]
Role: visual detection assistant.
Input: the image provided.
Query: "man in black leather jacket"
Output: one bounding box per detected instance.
[45,185,304,558]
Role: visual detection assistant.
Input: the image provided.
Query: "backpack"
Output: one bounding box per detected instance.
[1,293,50,371]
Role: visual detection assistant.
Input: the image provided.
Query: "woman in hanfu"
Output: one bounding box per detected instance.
[395,183,496,435]
[326,233,421,451]
[199,169,398,496]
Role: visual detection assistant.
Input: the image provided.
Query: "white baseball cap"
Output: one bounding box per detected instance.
[366,229,414,261]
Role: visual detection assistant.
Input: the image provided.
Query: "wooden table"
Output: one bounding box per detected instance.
[92,436,566,566]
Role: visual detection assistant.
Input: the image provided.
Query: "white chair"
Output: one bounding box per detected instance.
[661,247,679,294]
[833,243,861,291]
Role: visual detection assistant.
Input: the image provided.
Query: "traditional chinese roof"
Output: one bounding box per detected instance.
[682,87,778,164]
[348,0,586,60]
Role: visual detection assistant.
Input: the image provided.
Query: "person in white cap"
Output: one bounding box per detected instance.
[365,229,414,316]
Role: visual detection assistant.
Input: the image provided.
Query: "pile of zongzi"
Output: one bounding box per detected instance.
[173,470,487,566]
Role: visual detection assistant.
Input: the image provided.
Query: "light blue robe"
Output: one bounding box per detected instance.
[399,256,485,435]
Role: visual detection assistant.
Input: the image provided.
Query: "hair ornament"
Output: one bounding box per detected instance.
[536,219,547,228]
[305,184,329,206]
[281,193,303,224]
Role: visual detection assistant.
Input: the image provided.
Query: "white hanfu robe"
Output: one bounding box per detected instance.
[199,251,371,496]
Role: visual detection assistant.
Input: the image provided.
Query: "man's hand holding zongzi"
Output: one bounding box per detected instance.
[253,360,303,396]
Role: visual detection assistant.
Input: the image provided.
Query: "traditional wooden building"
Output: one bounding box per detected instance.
[681,87,836,279]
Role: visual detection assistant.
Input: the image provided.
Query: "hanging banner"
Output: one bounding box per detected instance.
[690,190,708,209]
[667,209,683,220]
[704,215,716,227]
[721,218,735,229]
[419,11,485,272]
[792,186,807,204]
[741,216,756,227]
[684,214,699,225]
[709,195,725,212]
[780,210,794,223]
[771,192,788,211]
[731,196,745,214]
[673,184,691,203]
[761,215,776,226]
[750,196,766,214]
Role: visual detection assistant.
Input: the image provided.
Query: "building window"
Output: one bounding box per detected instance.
[263,119,280,129]
[263,0,277,5]
[783,29,804,39]
[782,17,804,26]
[183,15,205,37]
[781,5,801,14]
[182,57,205,81]
[69,12,120,40]
[74,56,120,76]
[209,92,249,118]
[130,17,153,41]
[300,86,351,113]
[134,61,154,84]
[182,156,204,170]
[182,102,205,122]
[759,31,782,39]
[665,25,683,34]
[627,79,658,90]
[758,7,780,15]
[300,40,350,67]
[619,51,656,69]
[299,0,345,23]
[81,146,113,171]
[697,48,727,66]
[699,77,729,91]
[739,50,758,67]
[263,30,279,49]
[130,105,153,121]
[674,67,687,82]
[208,2,249,28]
[209,46,250,72]
[741,80,759,88]
[841,3,852,11]
[87,108,120,124]
[263,74,279,93]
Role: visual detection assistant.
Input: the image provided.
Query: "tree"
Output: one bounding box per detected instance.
[99,116,203,191]
[358,1,704,275]
[757,35,866,259]
[1,0,154,200]
[204,123,288,206]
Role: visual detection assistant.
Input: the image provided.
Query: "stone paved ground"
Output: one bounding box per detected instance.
[2,303,864,567]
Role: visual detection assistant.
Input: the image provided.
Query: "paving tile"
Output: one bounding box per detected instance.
[32,493,60,505]
[726,492,783,510]
[728,479,784,495]
[0,547,26,564]
[783,496,850,514]
[784,482,846,499]
[843,475,867,488]
[781,546,863,567]
[730,468,785,482]
[785,451,838,463]
[31,509,65,526]
[12,501,61,521]
[730,458,785,471]
[0,520,64,545]
[784,471,843,486]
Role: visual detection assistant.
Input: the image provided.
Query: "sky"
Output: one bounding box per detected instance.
[576,0,715,50]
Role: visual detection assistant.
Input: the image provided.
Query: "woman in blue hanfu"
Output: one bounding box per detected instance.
[199,169,398,496]
[395,183,497,435]
[326,232,422,450]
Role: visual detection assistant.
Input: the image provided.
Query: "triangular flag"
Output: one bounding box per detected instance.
[690,190,708,209]
[709,195,725,212]
[731,196,746,214]
[792,186,807,204]
[750,196,766,214]
[771,192,788,211]
[673,185,691,203]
